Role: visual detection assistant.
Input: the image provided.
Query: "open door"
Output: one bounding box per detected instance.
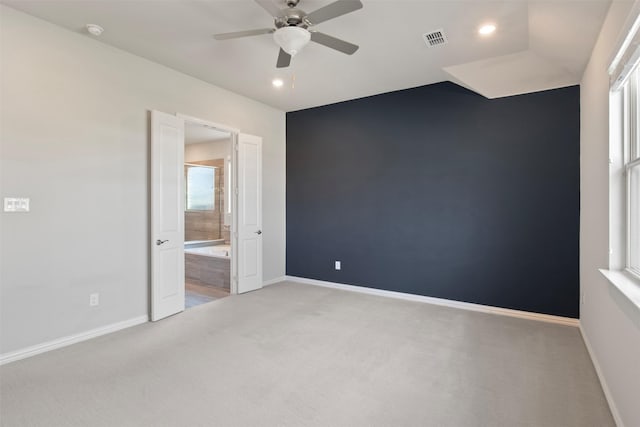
[150,111,185,321]
[236,133,263,293]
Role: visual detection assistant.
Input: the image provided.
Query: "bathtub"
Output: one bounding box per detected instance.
[184,239,225,249]
[185,244,230,259]
[185,244,231,289]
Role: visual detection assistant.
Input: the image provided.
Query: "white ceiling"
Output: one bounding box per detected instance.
[2,0,612,111]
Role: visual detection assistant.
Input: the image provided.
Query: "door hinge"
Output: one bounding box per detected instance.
[234,142,239,151]
[235,187,239,195]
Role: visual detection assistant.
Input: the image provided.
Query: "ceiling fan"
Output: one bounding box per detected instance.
[213,0,363,68]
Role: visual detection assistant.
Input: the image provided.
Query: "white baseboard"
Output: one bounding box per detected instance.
[263,276,286,287]
[579,324,624,427]
[0,315,149,366]
[285,275,579,327]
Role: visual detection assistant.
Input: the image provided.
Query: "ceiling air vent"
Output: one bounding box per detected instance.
[423,29,447,47]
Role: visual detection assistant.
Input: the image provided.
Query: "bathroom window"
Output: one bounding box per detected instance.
[185,165,216,211]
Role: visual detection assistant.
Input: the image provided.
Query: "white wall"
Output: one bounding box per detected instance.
[184,140,231,163]
[0,6,286,355]
[580,1,640,426]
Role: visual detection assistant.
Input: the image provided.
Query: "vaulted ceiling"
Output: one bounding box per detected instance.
[2,0,612,111]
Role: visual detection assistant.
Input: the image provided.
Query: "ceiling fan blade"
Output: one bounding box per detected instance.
[305,0,363,25]
[213,28,274,40]
[276,48,292,68]
[310,32,359,55]
[254,0,283,18]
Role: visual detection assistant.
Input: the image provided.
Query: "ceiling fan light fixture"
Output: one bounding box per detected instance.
[273,26,311,56]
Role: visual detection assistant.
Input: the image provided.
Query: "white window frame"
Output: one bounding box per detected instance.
[601,9,640,309]
[622,72,640,278]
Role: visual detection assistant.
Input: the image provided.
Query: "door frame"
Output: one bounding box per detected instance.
[177,114,241,295]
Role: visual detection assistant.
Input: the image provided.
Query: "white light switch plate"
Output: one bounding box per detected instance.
[4,198,30,212]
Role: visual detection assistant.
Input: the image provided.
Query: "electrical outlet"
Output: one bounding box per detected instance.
[581,293,585,305]
[4,197,30,212]
[89,293,100,307]
[335,261,341,270]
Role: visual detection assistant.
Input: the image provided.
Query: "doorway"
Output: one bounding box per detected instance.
[150,111,264,321]
[183,122,233,308]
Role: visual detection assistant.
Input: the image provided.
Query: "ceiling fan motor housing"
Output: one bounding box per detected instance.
[275,8,308,29]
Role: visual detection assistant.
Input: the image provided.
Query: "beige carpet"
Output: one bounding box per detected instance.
[0,281,613,426]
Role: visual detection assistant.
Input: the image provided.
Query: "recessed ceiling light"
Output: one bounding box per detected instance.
[479,24,496,36]
[86,24,104,36]
[272,78,284,88]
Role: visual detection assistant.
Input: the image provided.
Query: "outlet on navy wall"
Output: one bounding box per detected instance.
[286,82,580,318]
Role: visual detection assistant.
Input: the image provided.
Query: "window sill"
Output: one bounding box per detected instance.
[599,269,640,310]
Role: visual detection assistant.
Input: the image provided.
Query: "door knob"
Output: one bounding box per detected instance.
[156,239,169,246]
[255,230,262,235]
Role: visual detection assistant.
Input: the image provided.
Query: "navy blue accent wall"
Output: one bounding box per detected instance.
[286,82,580,318]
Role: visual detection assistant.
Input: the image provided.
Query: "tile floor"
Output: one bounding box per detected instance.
[185,278,229,308]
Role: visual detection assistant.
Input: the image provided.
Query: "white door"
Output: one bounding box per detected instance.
[236,133,263,293]
[150,111,185,321]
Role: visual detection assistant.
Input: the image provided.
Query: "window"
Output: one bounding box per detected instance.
[621,67,640,276]
[185,165,216,211]
[604,12,640,304]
